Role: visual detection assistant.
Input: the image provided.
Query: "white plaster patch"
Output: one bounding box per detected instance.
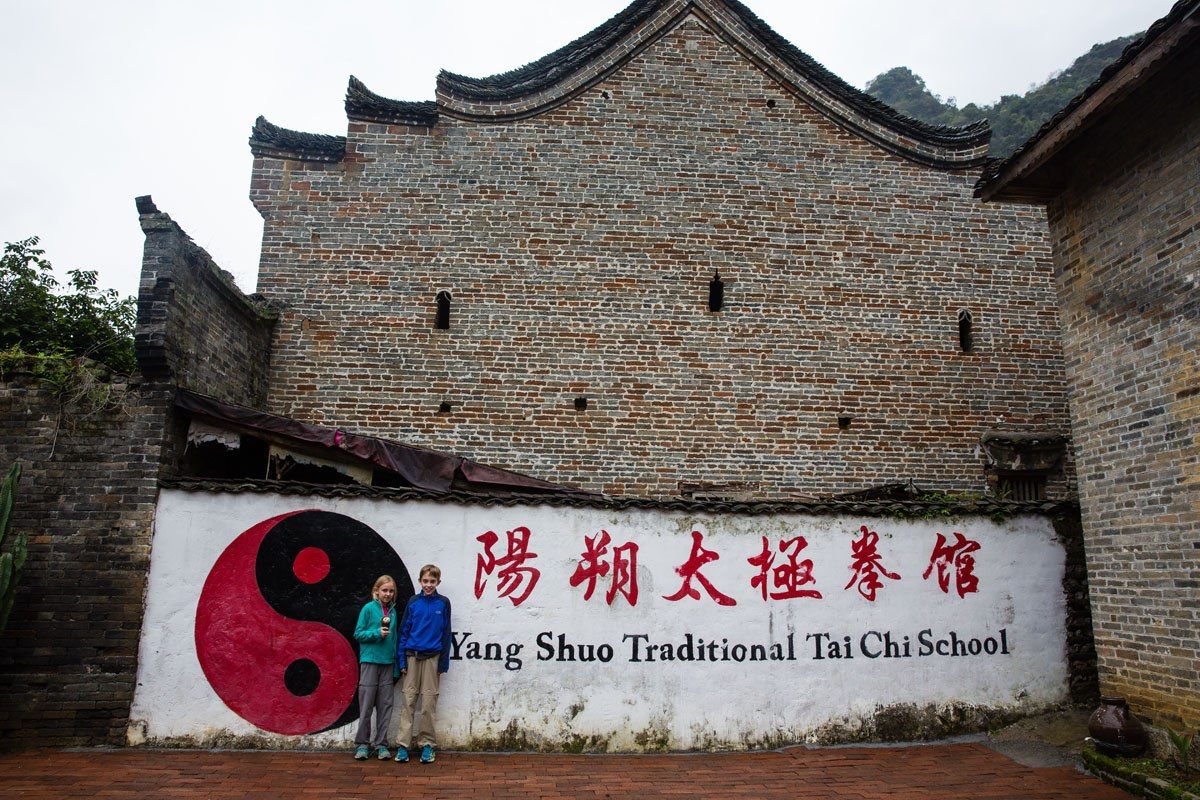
[131,490,1069,749]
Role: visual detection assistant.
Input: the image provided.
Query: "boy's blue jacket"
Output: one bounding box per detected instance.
[396,591,452,674]
[353,600,398,664]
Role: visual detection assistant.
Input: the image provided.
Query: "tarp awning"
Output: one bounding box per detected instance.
[174,389,585,496]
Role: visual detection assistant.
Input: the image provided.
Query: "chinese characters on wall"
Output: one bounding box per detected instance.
[474,523,980,607]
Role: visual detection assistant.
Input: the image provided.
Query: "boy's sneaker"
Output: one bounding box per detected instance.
[354,745,370,761]
[393,746,409,763]
[376,746,391,760]
[420,745,435,764]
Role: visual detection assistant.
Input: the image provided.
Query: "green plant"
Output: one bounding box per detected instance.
[1168,727,1195,774]
[0,344,128,438]
[885,491,992,522]
[0,463,25,634]
[0,238,135,429]
[864,34,1139,157]
[0,237,135,375]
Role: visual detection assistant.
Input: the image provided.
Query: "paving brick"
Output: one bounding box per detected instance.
[0,745,1130,799]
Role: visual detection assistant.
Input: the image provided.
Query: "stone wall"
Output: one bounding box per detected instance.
[1044,43,1200,728]
[251,14,1073,499]
[0,201,277,747]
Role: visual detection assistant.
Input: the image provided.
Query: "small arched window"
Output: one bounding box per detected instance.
[958,309,974,353]
[708,272,725,312]
[435,291,451,330]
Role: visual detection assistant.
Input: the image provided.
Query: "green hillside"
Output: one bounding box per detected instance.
[865,35,1138,157]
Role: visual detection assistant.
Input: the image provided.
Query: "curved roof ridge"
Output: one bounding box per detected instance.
[721,0,989,147]
[345,76,438,125]
[435,0,988,149]
[249,116,346,163]
[438,0,665,98]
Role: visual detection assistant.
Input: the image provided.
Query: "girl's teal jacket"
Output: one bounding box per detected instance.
[353,600,399,664]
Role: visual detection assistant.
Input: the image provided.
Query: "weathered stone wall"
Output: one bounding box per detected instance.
[1045,43,1200,728]
[0,201,278,748]
[1055,512,1100,706]
[251,14,1073,499]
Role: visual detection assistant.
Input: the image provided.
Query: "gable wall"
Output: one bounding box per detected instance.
[252,15,1072,499]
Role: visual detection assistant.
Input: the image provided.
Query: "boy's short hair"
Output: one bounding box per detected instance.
[419,564,441,580]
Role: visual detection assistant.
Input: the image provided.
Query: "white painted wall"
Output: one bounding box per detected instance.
[130,489,1070,749]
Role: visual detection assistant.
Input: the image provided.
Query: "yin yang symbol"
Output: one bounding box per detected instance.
[195,510,411,735]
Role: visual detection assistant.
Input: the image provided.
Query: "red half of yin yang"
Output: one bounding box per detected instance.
[195,510,412,735]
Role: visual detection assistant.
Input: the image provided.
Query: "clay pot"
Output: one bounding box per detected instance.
[1088,696,1148,756]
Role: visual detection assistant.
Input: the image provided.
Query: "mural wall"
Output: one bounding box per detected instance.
[130,489,1071,749]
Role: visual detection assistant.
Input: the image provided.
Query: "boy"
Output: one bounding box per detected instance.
[393,564,452,764]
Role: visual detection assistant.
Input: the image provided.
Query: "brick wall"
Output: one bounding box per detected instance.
[0,377,170,747]
[1044,43,1200,729]
[252,15,1073,499]
[136,197,277,407]
[0,202,276,747]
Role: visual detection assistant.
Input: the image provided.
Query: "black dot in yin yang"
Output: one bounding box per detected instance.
[284,658,322,697]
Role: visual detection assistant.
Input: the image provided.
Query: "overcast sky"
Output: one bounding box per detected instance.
[0,1,1171,299]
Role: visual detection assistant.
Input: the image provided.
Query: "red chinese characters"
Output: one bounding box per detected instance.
[663,530,736,606]
[844,525,901,601]
[474,526,541,606]
[748,535,822,601]
[569,530,640,606]
[922,532,981,598]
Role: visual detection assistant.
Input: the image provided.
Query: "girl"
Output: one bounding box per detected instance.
[352,574,398,760]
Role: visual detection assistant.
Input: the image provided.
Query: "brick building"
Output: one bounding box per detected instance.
[978,0,1200,730]
[1,0,1098,748]
[250,0,1073,501]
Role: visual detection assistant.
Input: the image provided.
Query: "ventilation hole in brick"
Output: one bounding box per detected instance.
[438,401,453,414]
[601,90,611,100]
[766,98,777,109]
[435,291,451,330]
[574,397,589,412]
[837,415,853,429]
[958,309,974,353]
[708,272,724,312]
[998,473,1046,501]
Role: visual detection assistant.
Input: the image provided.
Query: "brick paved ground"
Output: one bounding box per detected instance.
[0,744,1129,799]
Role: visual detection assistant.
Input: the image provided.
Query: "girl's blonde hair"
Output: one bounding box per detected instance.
[371,574,396,599]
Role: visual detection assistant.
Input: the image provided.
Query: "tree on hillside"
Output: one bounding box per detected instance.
[865,67,962,126]
[0,237,136,375]
[865,34,1139,157]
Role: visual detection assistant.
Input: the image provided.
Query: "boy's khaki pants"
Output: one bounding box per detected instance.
[396,653,440,748]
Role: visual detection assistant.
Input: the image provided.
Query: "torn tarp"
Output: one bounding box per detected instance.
[174,389,584,495]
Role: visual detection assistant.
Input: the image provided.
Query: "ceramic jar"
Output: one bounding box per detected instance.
[1088,696,1148,756]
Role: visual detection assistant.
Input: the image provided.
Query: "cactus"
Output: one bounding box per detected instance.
[0,463,25,634]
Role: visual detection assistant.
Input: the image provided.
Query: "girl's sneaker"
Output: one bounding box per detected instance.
[420,745,435,764]
[354,746,370,760]
[376,747,391,760]
[393,746,410,763]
